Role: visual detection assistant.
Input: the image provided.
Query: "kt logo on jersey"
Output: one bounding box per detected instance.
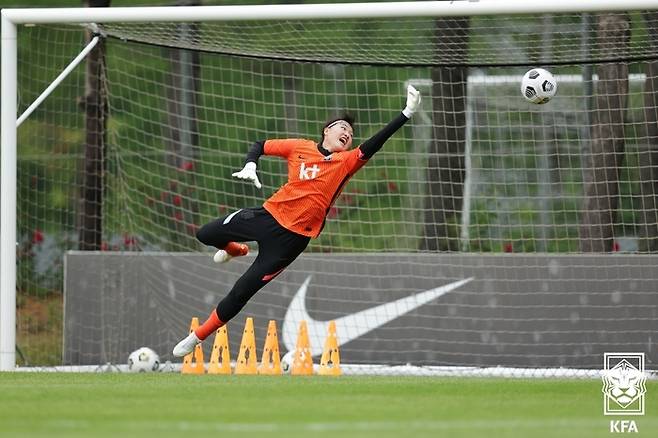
[299,163,320,180]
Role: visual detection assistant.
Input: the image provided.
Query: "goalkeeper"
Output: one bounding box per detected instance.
[173,85,421,356]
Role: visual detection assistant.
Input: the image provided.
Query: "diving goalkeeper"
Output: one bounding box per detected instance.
[173,85,421,356]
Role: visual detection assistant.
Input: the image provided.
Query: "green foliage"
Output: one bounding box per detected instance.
[14,10,657,273]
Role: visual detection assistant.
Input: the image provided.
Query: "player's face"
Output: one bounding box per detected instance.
[323,121,353,152]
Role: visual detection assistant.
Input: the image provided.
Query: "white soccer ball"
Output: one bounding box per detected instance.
[521,68,557,104]
[280,350,295,374]
[127,347,160,372]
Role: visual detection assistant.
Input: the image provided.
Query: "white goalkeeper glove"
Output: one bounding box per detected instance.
[402,84,421,118]
[231,161,262,189]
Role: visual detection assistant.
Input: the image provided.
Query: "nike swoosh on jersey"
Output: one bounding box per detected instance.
[282,276,473,356]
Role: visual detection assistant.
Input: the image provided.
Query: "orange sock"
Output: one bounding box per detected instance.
[194,309,225,341]
[223,242,249,257]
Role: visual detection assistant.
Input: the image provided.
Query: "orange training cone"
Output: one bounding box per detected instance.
[181,317,205,374]
[291,320,313,375]
[235,317,258,374]
[258,320,282,375]
[318,320,341,376]
[207,325,231,375]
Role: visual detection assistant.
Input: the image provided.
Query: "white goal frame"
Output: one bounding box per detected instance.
[2,0,658,371]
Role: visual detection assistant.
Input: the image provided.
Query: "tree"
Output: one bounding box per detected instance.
[163,0,202,249]
[638,12,658,252]
[579,13,630,252]
[78,0,110,251]
[420,16,469,251]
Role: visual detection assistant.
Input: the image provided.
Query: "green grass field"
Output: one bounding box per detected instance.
[0,374,655,437]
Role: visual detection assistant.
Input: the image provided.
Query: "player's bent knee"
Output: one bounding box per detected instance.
[196,223,222,246]
[195,225,209,244]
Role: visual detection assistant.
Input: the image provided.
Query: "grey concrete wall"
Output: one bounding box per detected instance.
[64,252,658,368]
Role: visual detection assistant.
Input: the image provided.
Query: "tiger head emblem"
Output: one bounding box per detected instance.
[602,359,646,408]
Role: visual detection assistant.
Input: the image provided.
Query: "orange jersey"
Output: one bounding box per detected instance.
[262,139,367,238]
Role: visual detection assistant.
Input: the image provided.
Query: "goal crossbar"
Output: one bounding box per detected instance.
[3,0,658,24]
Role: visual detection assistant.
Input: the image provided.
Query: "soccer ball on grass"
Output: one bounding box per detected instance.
[280,350,294,374]
[127,347,160,372]
[521,68,557,104]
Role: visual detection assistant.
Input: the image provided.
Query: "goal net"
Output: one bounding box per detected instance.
[4,2,658,374]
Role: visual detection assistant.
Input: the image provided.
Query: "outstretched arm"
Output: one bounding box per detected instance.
[232,138,298,188]
[245,140,265,165]
[358,85,421,160]
[232,140,265,189]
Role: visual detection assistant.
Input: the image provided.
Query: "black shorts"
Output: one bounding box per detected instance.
[196,207,310,322]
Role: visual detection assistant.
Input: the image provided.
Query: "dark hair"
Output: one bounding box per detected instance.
[319,113,355,145]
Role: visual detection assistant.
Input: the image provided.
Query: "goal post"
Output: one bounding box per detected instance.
[3,0,658,372]
[1,12,18,371]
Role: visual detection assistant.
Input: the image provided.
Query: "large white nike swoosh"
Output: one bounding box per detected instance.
[282,276,473,356]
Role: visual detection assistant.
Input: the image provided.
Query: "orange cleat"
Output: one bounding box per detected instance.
[213,242,249,263]
[224,242,249,257]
